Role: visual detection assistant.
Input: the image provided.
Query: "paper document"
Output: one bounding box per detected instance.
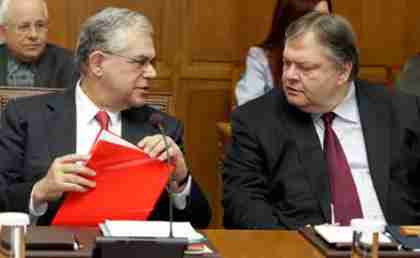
[52,130,174,226]
[100,220,206,243]
[314,225,392,245]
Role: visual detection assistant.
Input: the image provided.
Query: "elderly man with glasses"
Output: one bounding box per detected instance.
[0,0,77,87]
[0,7,211,228]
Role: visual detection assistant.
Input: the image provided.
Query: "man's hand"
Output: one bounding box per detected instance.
[138,135,188,192]
[32,154,96,206]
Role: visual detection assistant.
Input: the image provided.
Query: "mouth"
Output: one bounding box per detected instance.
[285,86,303,95]
[25,44,43,50]
[134,86,150,92]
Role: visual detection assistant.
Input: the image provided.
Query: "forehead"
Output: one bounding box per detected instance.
[8,0,47,23]
[284,31,331,63]
[124,31,156,58]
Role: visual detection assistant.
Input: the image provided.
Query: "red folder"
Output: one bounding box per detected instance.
[52,131,174,226]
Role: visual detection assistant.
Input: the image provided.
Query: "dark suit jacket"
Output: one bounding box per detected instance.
[223,79,420,229]
[0,43,78,87]
[0,87,211,228]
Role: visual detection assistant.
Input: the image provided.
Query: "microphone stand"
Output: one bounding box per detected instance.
[156,123,175,238]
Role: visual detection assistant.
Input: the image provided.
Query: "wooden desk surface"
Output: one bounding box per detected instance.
[204,230,324,258]
[0,228,324,258]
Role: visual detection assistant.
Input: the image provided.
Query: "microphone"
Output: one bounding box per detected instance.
[150,113,175,238]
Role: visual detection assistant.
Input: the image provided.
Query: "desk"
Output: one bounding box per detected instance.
[205,230,323,258]
[0,228,324,258]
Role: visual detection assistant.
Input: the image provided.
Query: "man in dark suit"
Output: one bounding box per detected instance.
[0,0,77,87]
[0,7,211,228]
[223,12,420,229]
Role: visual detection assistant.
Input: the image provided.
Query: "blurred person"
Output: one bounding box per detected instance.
[0,0,77,87]
[395,53,420,96]
[236,0,332,106]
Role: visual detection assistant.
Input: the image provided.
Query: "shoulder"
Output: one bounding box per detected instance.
[355,79,419,112]
[125,105,181,129]
[247,46,269,63]
[44,43,73,58]
[2,90,69,123]
[232,87,284,124]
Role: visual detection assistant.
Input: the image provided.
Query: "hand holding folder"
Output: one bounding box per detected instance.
[52,130,174,226]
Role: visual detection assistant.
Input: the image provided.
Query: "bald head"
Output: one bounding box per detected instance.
[0,0,49,62]
[0,0,48,25]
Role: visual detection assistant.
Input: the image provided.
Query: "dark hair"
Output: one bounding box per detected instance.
[259,0,333,85]
[285,12,359,81]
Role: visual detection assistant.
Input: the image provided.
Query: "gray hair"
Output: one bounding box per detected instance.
[0,0,49,25]
[75,7,154,74]
[285,12,359,81]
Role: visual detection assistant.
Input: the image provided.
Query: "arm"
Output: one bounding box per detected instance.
[0,99,96,219]
[235,47,273,106]
[0,99,37,213]
[223,110,282,229]
[139,118,211,228]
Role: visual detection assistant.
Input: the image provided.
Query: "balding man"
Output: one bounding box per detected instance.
[0,0,77,87]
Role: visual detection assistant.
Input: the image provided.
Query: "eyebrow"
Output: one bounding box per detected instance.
[133,54,154,60]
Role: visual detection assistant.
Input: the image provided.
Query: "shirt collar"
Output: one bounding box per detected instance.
[312,81,359,124]
[75,80,120,126]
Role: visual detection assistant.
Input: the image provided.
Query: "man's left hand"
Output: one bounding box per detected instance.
[138,135,188,192]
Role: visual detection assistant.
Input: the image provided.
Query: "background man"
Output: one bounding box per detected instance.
[0,7,211,228]
[223,12,420,229]
[0,0,77,87]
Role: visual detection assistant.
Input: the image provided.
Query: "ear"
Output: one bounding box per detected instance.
[337,62,352,85]
[88,50,106,77]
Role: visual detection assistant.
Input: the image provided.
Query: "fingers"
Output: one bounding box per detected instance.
[55,153,90,164]
[58,163,96,177]
[139,135,179,160]
[60,173,96,192]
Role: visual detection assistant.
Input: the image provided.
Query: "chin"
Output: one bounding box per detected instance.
[128,98,146,108]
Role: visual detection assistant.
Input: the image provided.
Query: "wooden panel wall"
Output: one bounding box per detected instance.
[44,0,420,228]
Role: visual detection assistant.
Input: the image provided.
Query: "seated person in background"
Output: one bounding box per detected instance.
[0,7,211,228]
[0,0,77,87]
[395,53,420,96]
[235,0,332,106]
[223,12,420,229]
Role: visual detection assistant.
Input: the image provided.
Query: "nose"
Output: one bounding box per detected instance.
[28,25,39,39]
[283,63,299,81]
[143,63,157,79]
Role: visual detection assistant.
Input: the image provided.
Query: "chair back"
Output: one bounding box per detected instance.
[0,86,174,115]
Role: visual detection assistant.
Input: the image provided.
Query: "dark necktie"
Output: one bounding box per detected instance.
[95,111,110,131]
[322,112,363,225]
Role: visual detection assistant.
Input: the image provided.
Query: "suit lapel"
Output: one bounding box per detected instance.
[45,88,77,160]
[282,98,332,222]
[122,106,158,145]
[356,83,390,213]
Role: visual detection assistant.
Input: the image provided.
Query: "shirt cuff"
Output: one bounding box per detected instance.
[172,175,192,210]
[29,188,48,223]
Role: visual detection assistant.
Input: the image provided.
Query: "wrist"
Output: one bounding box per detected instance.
[177,170,190,187]
[32,180,47,205]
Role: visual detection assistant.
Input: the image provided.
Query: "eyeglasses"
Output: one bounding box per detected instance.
[103,52,155,71]
[8,21,49,35]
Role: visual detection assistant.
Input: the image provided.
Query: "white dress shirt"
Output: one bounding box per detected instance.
[312,82,386,224]
[30,81,191,221]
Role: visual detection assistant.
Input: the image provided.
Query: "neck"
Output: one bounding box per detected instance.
[80,78,123,113]
[324,81,351,113]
